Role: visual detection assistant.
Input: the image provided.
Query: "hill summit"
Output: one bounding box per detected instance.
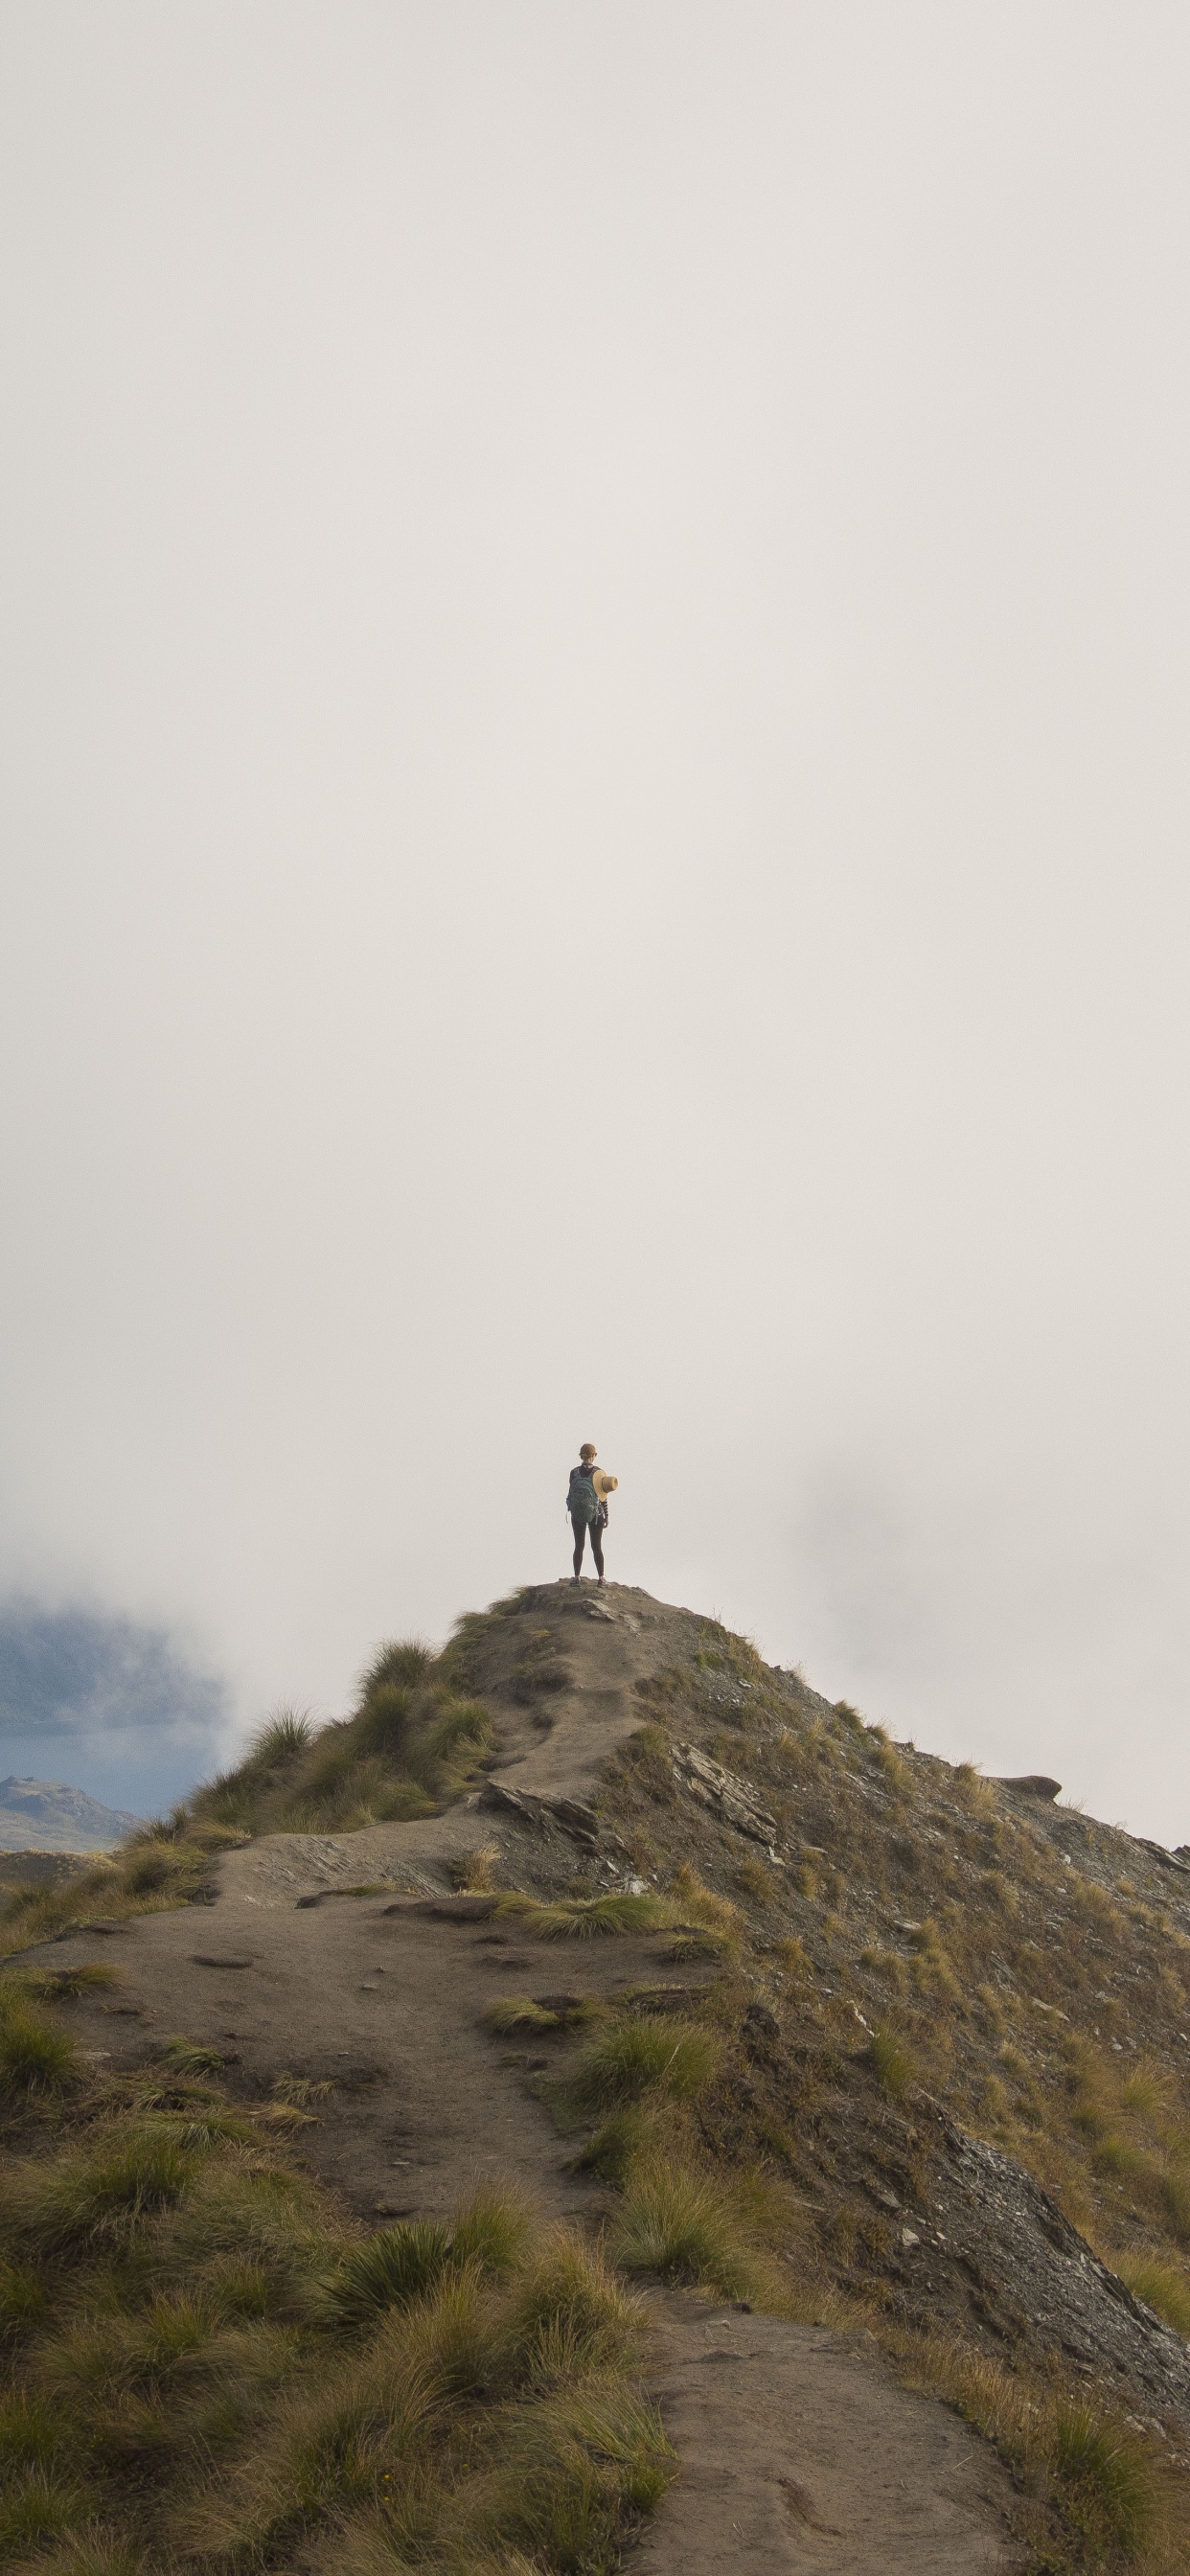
[5,1579,1190,2570]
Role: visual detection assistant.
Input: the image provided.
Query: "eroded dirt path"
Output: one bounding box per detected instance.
[631,2297,1020,2573]
[41,1892,698,2222]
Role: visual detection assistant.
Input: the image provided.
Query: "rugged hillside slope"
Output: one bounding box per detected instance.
[5,1578,1190,2573]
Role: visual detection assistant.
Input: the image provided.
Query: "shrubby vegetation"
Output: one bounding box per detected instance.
[191,1642,494,1836]
[0,1641,494,1960]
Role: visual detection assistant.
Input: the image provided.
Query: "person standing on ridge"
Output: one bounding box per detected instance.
[566,1442,616,1583]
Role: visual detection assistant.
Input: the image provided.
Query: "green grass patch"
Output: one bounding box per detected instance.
[186,1651,495,1841]
[320,2186,529,2332]
[0,2060,669,2575]
[495,1891,678,1940]
[901,2332,1176,2567]
[484,1997,562,2034]
[572,2106,655,2187]
[0,1987,77,2101]
[5,1964,120,2004]
[865,2025,918,2102]
[611,2160,758,2296]
[566,2015,721,2113]
[1115,2253,1190,2336]
[159,2038,230,2078]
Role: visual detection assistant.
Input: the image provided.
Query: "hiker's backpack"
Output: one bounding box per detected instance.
[567,1466,597,1522]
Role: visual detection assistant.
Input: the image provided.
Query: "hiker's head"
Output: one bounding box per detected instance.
[580,1442,596,1460]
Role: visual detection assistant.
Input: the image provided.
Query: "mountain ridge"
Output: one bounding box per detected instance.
[0,1770,145,1852]
[5,1578,1190,2568]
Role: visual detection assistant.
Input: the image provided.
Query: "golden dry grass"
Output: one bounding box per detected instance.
[0,2001,671,2576]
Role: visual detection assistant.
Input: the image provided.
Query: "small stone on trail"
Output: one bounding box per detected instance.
[192,1954,254,1970]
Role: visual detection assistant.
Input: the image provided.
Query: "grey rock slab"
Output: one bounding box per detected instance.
[673,1742,779,1844]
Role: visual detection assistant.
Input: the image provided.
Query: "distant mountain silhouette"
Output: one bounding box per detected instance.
[0,1774,145,1852]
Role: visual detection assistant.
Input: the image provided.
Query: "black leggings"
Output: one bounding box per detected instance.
[571,1513,605,1578]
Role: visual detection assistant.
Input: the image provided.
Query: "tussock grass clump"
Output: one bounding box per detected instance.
[485,1996,562,2034]
[951,1761,996,1815]
[449,2182,530,2279]
[496,1891,676,1941]
[15,2126,195,2256]
[0,2062,669,2575]
[0,1987,77,2101]
[320,2188,530,2334]
[666,1863,742,1939]
[7,1965,120,2004]
[0,2262,51,2345]
[567,2015,721,2113]
[572,2105,654,2187]
[1114,2254,1190,2337]
[903,2334,1170,2564]
[866,2025,918,2102]
[187,1649,495,1842]
[503,2234,643,2382]
[321,2220,456,2330]
[735,1855,778,1908]
[455,1840,501,1895]
[611,2159,757,2297]
[22,2539,147,2575]
[159,2037,227,2078]
[460,2378,670,2572]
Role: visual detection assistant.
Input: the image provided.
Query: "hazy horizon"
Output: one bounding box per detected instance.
[2,6,1187,1840]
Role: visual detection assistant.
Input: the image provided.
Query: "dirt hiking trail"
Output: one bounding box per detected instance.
[24,1582,1023,2571]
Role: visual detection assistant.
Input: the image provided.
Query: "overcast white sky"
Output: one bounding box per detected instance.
[1,4,1187,1834]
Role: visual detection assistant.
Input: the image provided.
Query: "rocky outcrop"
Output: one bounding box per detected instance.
[926,2112,1190,2422]
[672,1742,779,1848]
[477,1779,602,1848]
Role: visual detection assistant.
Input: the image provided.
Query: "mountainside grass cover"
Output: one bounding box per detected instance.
[9,1586,1190,2568]
[491,1937,1190,2575]
[598,1629,1190,2353]
[0,1980,670,2576]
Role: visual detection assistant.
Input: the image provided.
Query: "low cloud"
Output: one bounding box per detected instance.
[0,1599,229,1814]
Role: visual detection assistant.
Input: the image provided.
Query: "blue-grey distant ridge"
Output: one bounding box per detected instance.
[0,1775,145,1854]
